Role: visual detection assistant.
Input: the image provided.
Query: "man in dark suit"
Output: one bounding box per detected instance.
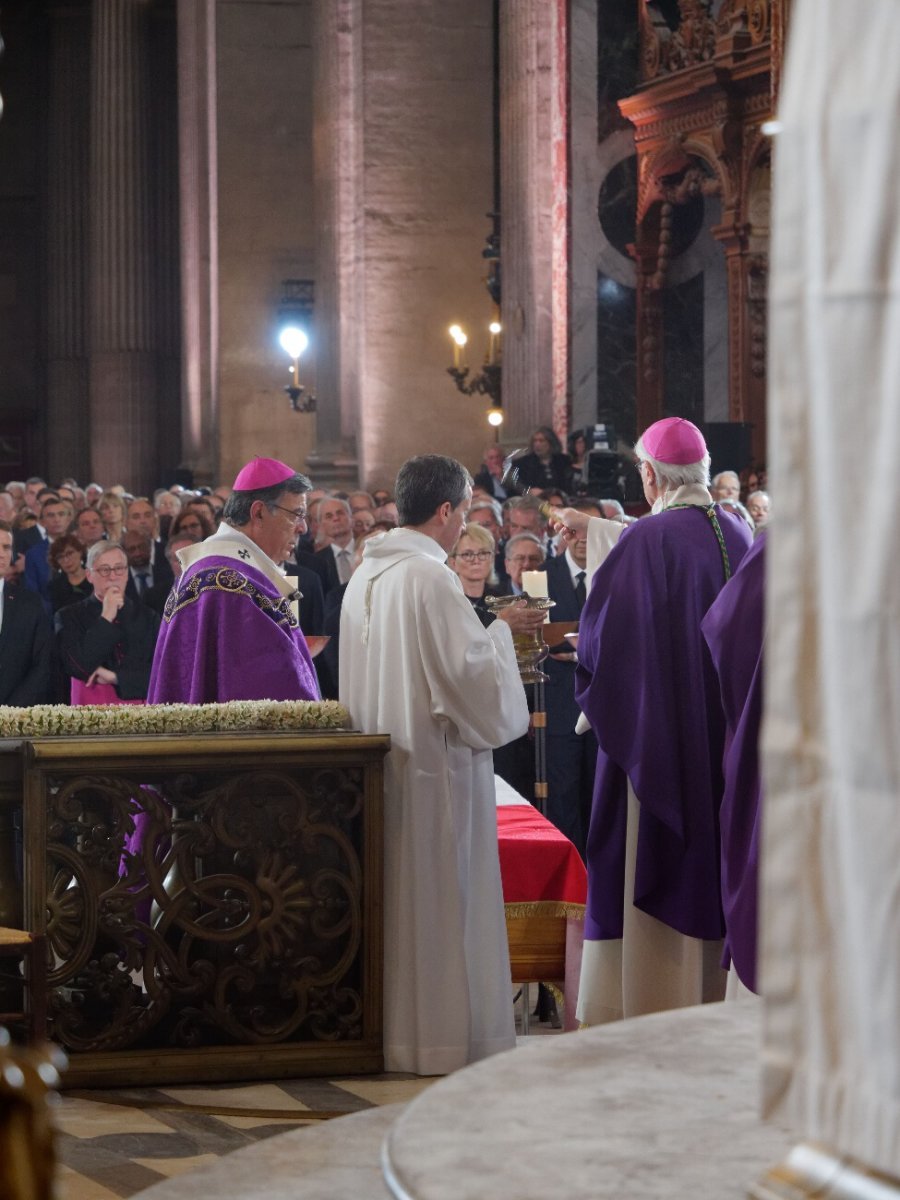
[542,500,602,857]
[297,498,355,598]
[0,522,52,705]
[22,496,74,616]
[121,530,175,607]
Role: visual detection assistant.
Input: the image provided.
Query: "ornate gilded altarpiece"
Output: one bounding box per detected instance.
[621,0,789,463]
[4,732,387,1086]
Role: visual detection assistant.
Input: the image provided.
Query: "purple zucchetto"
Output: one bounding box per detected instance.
[232,457,295,492]
[641,417,706,465]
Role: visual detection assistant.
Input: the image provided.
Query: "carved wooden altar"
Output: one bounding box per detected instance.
[1,731,388,1087]
[621,0,789,463]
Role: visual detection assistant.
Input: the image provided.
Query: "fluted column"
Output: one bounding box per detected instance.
[500,0,567,442]
[176,0,217,485]
[45,2,91,484]
[89,0,159,492]
[308,0,362,486]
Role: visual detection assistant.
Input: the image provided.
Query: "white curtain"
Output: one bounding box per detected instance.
[762,0,900,1176]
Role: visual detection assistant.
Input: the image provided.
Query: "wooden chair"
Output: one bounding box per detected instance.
[0,928,47,1043]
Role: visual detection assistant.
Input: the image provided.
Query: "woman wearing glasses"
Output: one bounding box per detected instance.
[57,541,161,703]
[448,524,506,628]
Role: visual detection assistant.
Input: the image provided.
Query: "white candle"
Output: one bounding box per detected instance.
[521,571,548,598]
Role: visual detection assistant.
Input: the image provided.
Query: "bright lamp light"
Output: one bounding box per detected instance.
[279,326,309,359]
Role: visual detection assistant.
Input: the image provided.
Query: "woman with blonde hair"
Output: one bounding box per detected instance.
[449,523,504,627]
[97,491,126,541]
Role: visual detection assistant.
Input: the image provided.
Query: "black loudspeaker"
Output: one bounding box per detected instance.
[703,422,754,476]
[586,450,626,503]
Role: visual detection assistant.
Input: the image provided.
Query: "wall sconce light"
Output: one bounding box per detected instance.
[278,325,316,412]
[446,315,502,435]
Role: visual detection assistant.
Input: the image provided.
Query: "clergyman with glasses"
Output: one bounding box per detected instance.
[57,540,161,702]
[146,457,319,703]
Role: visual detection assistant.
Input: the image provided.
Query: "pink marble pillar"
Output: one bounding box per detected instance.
[500,0,569,446]
[88,0,160,492]
[308,0,362,488]
[45,2,91,484]
[176,0,218,486]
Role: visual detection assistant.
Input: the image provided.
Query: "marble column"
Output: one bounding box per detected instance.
[88,0,160,493]
[312,0,494,489]
[177,0,218,485]
[308,0,362,488]
[499,0,567,444]
[45,2,91,485]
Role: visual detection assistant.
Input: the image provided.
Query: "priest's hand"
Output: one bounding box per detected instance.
[101,585,125,623]
[87,667,118,687]
[497,600,548,635]
[548,506,591,536]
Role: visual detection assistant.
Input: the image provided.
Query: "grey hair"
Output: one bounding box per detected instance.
[469,498,503,525]
[711,470,740,489]
[634,433,711,491]
[223,472,312,528]
[87,540,126,570]
[504,532,546,563]
[747,489,770,505]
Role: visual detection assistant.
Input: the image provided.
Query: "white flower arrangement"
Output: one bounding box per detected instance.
[0,699,350,738]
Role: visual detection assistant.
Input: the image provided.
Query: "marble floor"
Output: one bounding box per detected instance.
[54,1073,433,1200]
[54,992,561,1199]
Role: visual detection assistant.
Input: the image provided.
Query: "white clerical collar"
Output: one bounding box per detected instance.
[177,524,295,598]
[653,482,714,513]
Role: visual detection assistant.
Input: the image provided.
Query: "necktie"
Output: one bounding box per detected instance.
[336,549,352,585]
[136,572,149,595]
[575,570,586,608]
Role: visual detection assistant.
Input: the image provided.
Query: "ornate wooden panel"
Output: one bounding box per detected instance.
[20,732,388,1086]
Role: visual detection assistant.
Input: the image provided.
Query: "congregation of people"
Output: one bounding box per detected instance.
[0,422,770,1075]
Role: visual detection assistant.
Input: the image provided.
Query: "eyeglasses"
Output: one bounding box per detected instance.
[634,460,645,473]
[453,550,492,563]
[270,502,308,525]
[92,564,128,578]
[507,555,544,567]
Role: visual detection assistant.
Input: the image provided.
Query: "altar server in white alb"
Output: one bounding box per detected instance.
[340,454,543,1076]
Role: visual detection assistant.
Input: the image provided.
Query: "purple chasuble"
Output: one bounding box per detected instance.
[574,505,751,942]
[148,556,319,703]
[701,529,765,993]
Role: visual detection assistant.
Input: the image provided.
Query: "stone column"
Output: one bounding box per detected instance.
[45,2,91,485]
[88,0,160,493]
[499,0,565,443]
[312,0,494,489]
[308,0,362,489]
[176,0,218,485]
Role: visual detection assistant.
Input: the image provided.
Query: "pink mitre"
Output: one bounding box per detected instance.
[232,456,296,491]
[641,417,706,465]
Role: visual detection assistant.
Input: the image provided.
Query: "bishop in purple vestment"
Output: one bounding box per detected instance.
[701,528,766,994]
[148,458,319,704]
[570,418,752,1022]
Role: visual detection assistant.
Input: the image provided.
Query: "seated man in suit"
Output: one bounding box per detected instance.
[0,522,52,705]
[23,496,75,615]
[58,542,161,702]
[120,530,174,606]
